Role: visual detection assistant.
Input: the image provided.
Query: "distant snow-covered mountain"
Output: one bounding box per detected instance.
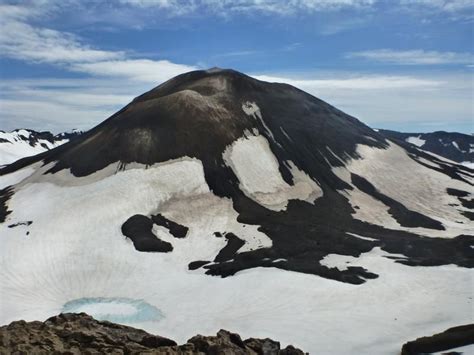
[0,129,82,166]
[378,130,473,168]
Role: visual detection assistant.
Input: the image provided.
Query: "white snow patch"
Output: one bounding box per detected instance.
[320,247,383,271]
[156,192,272,254]
[414,156,442,169]
[279,127,293,142]
[461,161,474,169]
[346,232,377,242]
[3,157,271,260]
[241,101,278,144]
[0,164,38,189]
[405,136,425,147]
[364,135,378,143]
[16,129,30,138]
[452,141,460,150]
[325,146,346,165]
[223,134,322,211]
[332,142,473,238]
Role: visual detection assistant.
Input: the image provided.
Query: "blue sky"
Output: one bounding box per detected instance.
[0,0,472,133]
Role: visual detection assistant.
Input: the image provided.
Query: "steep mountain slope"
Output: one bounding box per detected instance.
[379,129,473,167]
[0,69,472,354]
[0,129,81,166]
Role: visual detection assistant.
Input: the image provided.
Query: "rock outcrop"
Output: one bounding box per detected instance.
[0,313,306,354]
[401,324,474,355]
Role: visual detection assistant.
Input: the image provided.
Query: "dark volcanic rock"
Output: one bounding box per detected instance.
[0,313,306,354]
[152,213,189,238]
[0,187,13,223]
[401,324,474,355]
[214,232,246,262]
[122,214,173,252]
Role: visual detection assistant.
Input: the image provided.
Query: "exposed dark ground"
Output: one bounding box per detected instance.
[401,324,474,355]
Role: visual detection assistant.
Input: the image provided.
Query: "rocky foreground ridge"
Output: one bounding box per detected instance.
[0,313,306,354]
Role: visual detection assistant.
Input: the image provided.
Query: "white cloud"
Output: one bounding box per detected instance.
[0,99,111,132]
[71,59,196,82]
[116,0,473,16]
[0,21,124,64]
[401,0,474,12]
[0,3,123,64]
[0,78,141,132]
[251,72,473,130]
[253,74,441,90]
[0,3,196,81]
[118,0,377,15]
[347,49,474,65]
[0,3,196,131]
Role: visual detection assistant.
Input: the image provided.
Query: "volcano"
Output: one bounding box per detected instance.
[0,69,473,354]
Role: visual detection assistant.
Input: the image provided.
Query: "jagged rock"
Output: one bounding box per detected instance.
[0,313,306,354]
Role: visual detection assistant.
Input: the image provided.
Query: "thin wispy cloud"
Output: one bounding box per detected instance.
[347,49,474,65]
[254,74,442,90]
[117,0,474,17]
[400,0,474,12]
[0,3,195,81]
[0,77,138,131]
[118,0,377,15]
[71,59,196,82]
[319,17,369,35]
[253,72,472,130]
[213,50,261,58]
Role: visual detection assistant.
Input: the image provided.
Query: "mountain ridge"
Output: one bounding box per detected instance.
[378,129,473,166]
[0,128,81,167]
[0,68,473,354]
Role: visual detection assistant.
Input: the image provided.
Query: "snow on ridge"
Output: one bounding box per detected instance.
[405,135,425,147]
[0,129,73,166]
[223,133,323,211]
[242,101,278,145]
[332,141,472,238]
[461,161,474,169]
[0,165,38,190]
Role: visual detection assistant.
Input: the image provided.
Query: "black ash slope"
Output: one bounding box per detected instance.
[1,69,473,284]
